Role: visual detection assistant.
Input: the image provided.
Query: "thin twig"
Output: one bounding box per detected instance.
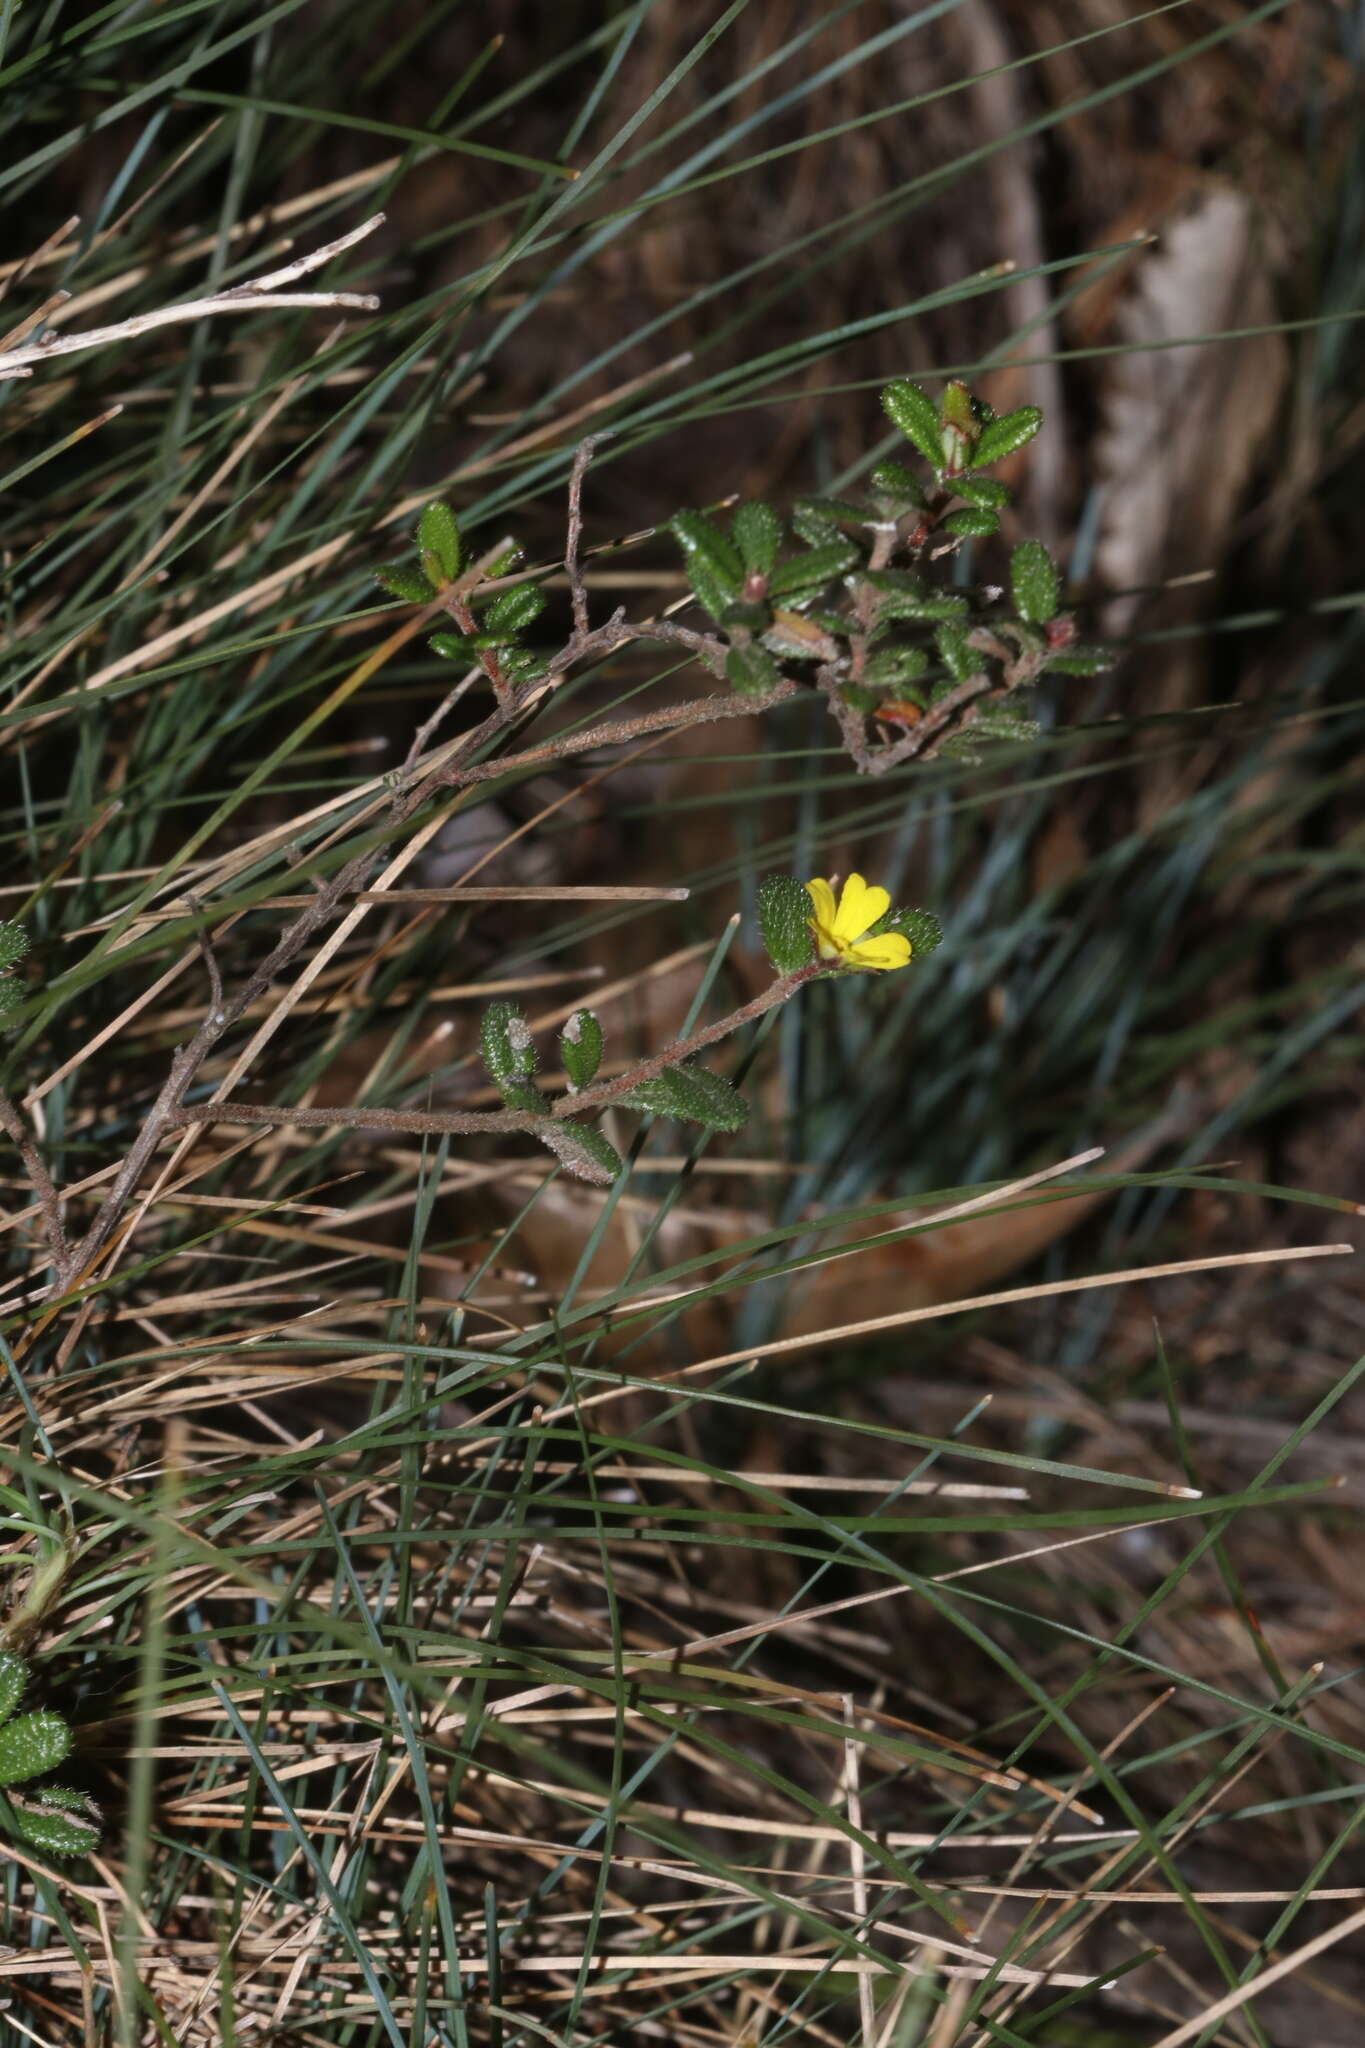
[553,610,729,679]
[861,673,996,776]
[0,1086,68,1268]
[186,898,224,1017]
[565,435,607,638]
[168,963,823,1139]
[167,1103,536,1138]
[553,964,818,1118]
[437,677,794,791]
[400,664,483,775]
[0,215,384,381]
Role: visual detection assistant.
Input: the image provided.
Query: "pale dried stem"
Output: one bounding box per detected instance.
[0,215,384,382]
[565,435,604,637]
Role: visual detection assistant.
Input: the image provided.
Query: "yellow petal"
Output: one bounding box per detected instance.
[805,877,837,931]
[834,873,890,942]
[848,932,911,972]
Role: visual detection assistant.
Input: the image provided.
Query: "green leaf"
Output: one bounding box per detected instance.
[865,646,928,687]
[867,906,944,959]
[881,379,944,468]
[869,461,927,512]
[973,709,1041,743]
[941,379,973,427]
[500,1081,545,1114]
[686,561,736,623]
[731,501,782,577]
[0,1710,71,1786]
[793,495,864,529]
[428,632,472,662]
[536,1121,623,1186]
[0,1654,26,1726]
[375,562,432,604]
[483,543,524,580]
[840,682,881,714]
[719,601,771,635]
[7,1788,100,1857]
[952,477,1008,509]
[939,385,976,475]
[726,644,781,696]
[866,579,969,625]
[480,1001,534,1087]
[498,647,550,682]
[1047,647,1112,675]
[758,874,814,974]
[973,405,1043,467]
[1011,540,1060,624]
[481,582,546,636]
[668,1065,750,1132]
[935,622,978,683]
[791,503,843,547]
[624,1065,748,1132]
[559,1010,603,1091]
[0,924,27,974]
[942,507,999,539]
[670,510,743,589]
[416,502,462,586]
[766,541,859,599]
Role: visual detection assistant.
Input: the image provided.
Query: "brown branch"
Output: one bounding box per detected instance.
[169,964,824,1140]
[859,673,996,777]
[400,662,482,776]
[434,536,520,707]
[0,1085,67,1269]
[565,435,605,640]
[550,963,821,1118]
[186,895,223,1015]
[168,1102,533,1137]
[550,610,730,681]
[438,677,795,791]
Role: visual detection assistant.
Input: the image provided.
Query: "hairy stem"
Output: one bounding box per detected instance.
[169,964,824,1139]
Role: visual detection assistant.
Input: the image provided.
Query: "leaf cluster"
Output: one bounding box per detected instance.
[378,502,549,687]
[0,1653,98,1858]
[668,377,1110,763]
[479,998,750,1185]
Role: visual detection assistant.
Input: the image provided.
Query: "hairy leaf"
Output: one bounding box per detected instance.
[482,582,546,636]
[758,874,814,974]
[537,1121,623,1185]
[559,1010,604,1091]
[726,644,781,696]
[416,501,462,585]
[974,406,1044,467]
[0,1710,71,1786]
[481,1001,535,1086]
[766,541,859,599]
[1012,540,1060,624]
[0,1654,26,1726]
[882,379,944,468]
[625,1064,748,1132]
[376,562,432,604]
[732,500,782,577]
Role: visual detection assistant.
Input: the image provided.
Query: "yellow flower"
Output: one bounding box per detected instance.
[805,873,912,972]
